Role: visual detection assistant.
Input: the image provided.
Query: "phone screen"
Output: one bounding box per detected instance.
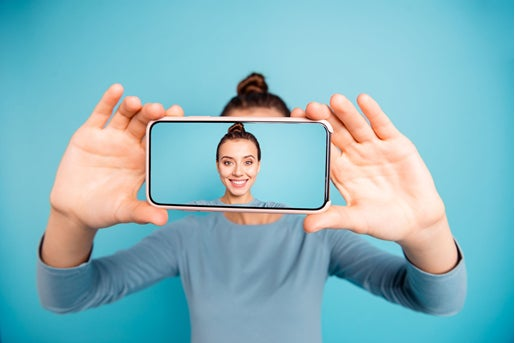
[146,117,331,213]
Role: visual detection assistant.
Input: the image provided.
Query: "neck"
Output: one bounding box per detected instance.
[219,193,283,225]
[220,192,253,205]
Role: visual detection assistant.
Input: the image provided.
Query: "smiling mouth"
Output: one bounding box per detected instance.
[230,179,248,187]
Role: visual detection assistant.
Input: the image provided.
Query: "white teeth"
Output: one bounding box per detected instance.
[232,180,246,185]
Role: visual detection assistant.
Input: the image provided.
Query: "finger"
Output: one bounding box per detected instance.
[126,102,166,140]
[140,104,184,147]
[108,96,142,130]
[304,101,331,121]
[85,84,124,128]
[165,104,185,117]
[357,94,400,140]
[305,101,355,149]
[303,205,365,234]
[290,107,305,118]
[329,94,376,143]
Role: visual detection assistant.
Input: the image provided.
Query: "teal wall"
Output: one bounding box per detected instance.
[0,1,512,342]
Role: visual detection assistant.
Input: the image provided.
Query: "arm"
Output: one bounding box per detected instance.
[41,84,184,268]
[292,94,460,274]
[38,226,181,313]
[38,84,185,311]
[325,229,466,315]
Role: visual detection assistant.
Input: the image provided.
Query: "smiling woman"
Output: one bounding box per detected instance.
[37,71,468,343]
[216,122,261,204]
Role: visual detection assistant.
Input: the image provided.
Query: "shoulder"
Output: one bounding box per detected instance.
[250,198,287,208]
[188,199,224,206]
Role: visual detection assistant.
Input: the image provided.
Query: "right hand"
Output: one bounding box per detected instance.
[50,84,183,230]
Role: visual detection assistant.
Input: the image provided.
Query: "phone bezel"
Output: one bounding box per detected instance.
[146,116,332,214]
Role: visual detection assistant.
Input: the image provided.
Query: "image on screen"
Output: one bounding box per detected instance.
[148,119,330,211]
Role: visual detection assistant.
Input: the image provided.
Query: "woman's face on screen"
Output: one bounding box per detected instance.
[217,106,284,203]
[217,139,260,203]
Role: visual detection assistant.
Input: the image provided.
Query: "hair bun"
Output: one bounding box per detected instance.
[228,122,245,134]
[237,72,268,95]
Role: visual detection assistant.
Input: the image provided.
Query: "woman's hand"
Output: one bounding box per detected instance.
[42,84,183,267]
[292,94,458,273]
[50,84,184,229]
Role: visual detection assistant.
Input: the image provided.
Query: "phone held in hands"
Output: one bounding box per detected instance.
[146,116,332,213]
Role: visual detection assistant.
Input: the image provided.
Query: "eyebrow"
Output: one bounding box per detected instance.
[220,155,256,160]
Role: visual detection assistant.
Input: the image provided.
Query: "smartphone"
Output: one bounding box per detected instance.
[146,116,332,213]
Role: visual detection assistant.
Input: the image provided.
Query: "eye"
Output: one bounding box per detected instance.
[223,160,233,166]
[244,160,253,166]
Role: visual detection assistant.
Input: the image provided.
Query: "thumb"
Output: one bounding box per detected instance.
[303,205,363,233]
[121,201,169,226]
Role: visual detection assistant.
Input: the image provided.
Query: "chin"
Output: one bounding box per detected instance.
[229,190,250,198]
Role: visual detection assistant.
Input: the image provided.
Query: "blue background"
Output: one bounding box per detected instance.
[149,121,329,209]
[0,1,513,342]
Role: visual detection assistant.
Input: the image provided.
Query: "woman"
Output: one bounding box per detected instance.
[192,121,285,210]
[38,73,466,343]
[216,122,261,206]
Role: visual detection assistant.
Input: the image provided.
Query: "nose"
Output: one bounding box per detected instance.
[232,163,243,176]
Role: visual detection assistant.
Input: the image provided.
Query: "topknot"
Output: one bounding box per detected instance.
[216,121,261,161]
[228,122,245,134]
[220,72,289,117]
[236,73,268,95]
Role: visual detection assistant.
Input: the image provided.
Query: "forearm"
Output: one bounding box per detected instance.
[399,215,459,274]
[38,223,182,313]
[41,208,98,268]
[328,229,466,316]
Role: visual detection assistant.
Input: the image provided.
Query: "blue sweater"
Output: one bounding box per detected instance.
[37,212,466,343]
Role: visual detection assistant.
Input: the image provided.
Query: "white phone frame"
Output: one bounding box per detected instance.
[146,116,333,214]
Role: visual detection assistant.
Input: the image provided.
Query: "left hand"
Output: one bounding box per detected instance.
[292,93,444,241]
[292,94,458,273]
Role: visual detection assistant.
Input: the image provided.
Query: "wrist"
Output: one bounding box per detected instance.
[41,208,98,268]
[398,215,459,274]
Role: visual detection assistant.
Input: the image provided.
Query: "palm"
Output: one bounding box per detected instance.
[299,94,445,242]
[330,134,444,241]
[49,84,173,230]
[51,126,146,229]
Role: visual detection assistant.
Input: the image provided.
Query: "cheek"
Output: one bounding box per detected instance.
[219,166,234,177]
[247,165,259,177]
[217,164,229,177]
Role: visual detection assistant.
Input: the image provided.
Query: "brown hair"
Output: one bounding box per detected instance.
[220,73,290,117]
[216,122,261,161]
